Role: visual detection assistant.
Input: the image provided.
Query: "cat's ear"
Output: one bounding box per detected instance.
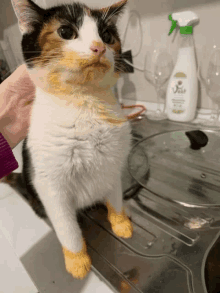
[11,0,44,34]
[100,0,128,24]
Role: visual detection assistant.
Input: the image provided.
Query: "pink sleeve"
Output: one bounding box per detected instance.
[0,133,19,179]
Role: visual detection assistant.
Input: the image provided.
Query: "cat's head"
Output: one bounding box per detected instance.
[11,0,127,95]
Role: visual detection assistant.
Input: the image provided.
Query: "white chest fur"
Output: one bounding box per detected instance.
[27,88,132,209]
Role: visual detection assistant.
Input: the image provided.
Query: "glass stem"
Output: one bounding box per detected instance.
[163,91,167,113]
[210,98,217,121]
[156,86,161,113]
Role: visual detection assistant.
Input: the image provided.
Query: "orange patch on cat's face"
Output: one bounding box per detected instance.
[33,15,119,95]
[35,19,95,90]
[109,40,121,55]
[59,50,111,84]
[36,19,64,66]
[46,69,74,96]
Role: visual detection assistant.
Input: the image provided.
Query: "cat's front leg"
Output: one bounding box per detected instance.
[106,178,133,239]
[34,179,91,279]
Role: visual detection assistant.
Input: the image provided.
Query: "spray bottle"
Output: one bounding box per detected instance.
[166,11,199,122]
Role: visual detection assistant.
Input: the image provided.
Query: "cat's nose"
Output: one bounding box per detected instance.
[90,43,106,56]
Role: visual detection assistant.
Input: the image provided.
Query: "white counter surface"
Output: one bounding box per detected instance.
[0,141,113,293]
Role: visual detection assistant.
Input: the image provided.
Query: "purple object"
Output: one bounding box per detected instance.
[0,133,19,179]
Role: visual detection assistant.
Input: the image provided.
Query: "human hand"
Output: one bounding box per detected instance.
[0,64,35,149]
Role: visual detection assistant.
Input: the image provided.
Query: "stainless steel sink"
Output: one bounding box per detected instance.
[77,117,220,293]
[19,116,220,293]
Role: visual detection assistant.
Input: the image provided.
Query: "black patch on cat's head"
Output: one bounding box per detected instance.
[22,2,86,68]
[90,9,121,43]
[89,9,125,73]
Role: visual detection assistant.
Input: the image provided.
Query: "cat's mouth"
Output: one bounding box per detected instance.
[84,60,109,69]
[82,56,111,71]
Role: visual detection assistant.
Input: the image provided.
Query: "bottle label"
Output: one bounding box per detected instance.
[169,72,188,114]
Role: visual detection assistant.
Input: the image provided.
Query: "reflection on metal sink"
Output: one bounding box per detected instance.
[18,117,220,293]
[78,119,220,293]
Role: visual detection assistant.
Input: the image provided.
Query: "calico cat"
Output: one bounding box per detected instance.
[3,0,133,279]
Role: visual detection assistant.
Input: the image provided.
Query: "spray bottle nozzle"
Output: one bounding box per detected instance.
[168,11,199,36]
[168,14,177,36]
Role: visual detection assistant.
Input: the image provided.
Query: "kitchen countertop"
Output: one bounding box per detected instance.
[75,116,220,293]
[0,228,39,293]
[0,142,115,293]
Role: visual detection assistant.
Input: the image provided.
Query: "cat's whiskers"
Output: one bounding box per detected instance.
[24,50,64,65]
[24,50,60,61]
[105,2,125,23]
[102,6,110,21]
[113,54,127,71]
[65,4,75,19]
[114,66,125,73]
[102,0,115,21]
[9,52,121,77]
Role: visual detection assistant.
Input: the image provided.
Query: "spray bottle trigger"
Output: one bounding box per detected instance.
[168,14,177,36]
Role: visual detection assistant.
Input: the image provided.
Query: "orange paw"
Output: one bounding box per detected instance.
[62,239,91,279]
[106,202,133,238]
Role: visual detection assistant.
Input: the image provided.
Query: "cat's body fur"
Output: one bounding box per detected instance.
[29,86,131,212]
[3,0,133,279]
[28,86,131,252]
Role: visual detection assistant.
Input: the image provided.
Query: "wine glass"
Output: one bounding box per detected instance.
[144,48,174,120]
[198,47,220,127]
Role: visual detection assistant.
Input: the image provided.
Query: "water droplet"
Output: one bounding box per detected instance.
[145,241,153,249]
[201,173,206,179]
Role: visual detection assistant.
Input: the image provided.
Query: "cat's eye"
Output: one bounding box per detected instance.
[102,31,114,44]
[57,26,77,40]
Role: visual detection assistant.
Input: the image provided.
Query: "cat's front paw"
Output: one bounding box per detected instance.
[106,202,133,239]
[110,212,133,238]
[62,240,91,279]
